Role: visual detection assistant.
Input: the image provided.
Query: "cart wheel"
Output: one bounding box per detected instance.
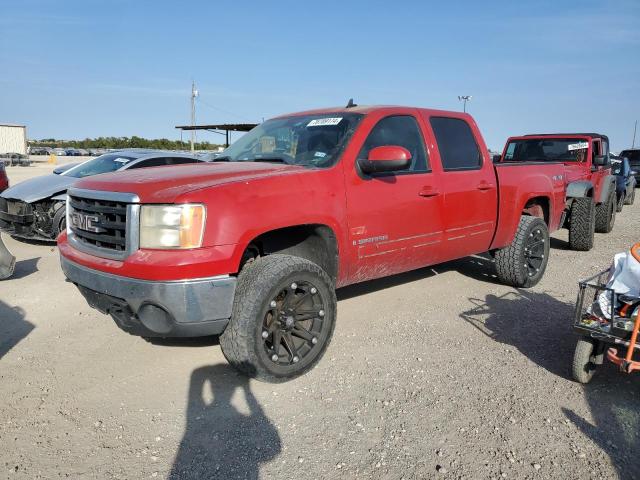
[572,337,598,384]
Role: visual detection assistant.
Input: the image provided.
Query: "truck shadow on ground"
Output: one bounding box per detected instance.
[460,291,640,479]
[337,254,497,301]
[170,364,281,480]
[459,290,575,378]
[0,300,34,359]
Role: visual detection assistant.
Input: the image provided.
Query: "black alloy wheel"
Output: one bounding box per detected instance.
[261,280,328,367]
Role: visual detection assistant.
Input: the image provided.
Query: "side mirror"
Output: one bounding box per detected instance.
[358,146,412,174]
[492,154,502,163]
[593,155,609,167]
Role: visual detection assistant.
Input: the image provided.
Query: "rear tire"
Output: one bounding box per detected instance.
[625,187,635,205]
[495,215,549,288]
[572,337,598,384]
[220,254,336,383]
[595,189,616,233]
[616,193,624,212]
[568,197,595,251]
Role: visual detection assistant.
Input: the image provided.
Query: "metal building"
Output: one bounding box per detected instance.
[0,124,27,155]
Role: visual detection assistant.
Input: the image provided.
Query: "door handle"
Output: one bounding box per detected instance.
[477,181,495,191]
[419,186,440,197]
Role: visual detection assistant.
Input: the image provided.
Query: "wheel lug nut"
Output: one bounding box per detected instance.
[291,282,297,289]
[262,331,269,339]
[310,287,317,294]
[270,300,277,308]
[318,309,325,317]
[271,354,279,362]
[311,337,318,345]
[293,356,299,363]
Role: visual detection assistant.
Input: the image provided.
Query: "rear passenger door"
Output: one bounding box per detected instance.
[426,116,498,260]
[344,113,445,282]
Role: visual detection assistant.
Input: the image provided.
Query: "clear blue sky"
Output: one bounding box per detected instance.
[1,0,638,151]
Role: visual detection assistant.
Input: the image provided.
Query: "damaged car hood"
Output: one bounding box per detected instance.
[1,174,75,203]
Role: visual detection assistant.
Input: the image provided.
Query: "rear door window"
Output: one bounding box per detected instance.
[430,117,482,171]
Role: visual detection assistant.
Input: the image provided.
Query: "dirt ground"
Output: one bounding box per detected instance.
[1,161,639,480]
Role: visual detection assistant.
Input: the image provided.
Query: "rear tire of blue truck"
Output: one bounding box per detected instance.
[494,215,550,288]
[220,254,337,382]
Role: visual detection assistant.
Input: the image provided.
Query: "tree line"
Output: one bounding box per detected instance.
[30,136,223,151]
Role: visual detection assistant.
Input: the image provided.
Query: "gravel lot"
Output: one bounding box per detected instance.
[1,161,639,480]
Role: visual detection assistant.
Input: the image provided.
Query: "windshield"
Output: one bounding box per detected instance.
[504,138,590,162]
[220,113,363,168]
[620,150,640,163]
[62,153,136,178]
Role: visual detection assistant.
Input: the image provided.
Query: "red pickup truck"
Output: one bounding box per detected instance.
[500,133,616,251]
[59,105,567,381]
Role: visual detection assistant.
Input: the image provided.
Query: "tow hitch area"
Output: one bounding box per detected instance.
[0,233,16,279]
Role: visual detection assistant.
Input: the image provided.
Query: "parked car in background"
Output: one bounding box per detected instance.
[30,147,52,155]
[610,154,636,210]
[54,148,66,156]
[65,148,82,156]
[0,150,204,241]
[0,162,8,192]
[499,133,616,251]
[619,148,640,184]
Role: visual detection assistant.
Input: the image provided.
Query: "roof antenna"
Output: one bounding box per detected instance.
[346,98,357,108]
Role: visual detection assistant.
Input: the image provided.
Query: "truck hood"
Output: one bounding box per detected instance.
[1,174,75,203]
[73,162,308,203]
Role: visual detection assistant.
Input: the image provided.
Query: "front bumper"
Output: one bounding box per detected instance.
[0,197,38,238]
[60,256,236,337]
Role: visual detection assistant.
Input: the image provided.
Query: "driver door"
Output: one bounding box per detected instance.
[344,113,445,282]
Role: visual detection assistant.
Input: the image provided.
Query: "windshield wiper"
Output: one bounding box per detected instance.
[250,156,291,164]
[211,155,231,161]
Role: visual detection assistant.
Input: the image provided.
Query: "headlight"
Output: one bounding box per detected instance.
[140,204,206,249]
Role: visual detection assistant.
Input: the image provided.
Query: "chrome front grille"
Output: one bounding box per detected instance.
[67,188,140,260]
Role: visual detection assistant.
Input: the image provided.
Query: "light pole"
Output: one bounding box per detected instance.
[458,95,472,113]
[633,120,637,149]
[190,81,199,152]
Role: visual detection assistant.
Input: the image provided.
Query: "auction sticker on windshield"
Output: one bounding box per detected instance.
[568,142,588,151]
[307,117,343,127]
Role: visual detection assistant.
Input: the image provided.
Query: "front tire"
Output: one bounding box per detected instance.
[52,203,66,239]
[616,193,624,212]
[568,197,595,251]
[220,254,336,383]
[595,189,616,233]
[572,337,598,384]
[495,215,550,288]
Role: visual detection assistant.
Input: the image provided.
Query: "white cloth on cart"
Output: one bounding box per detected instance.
[598,249,640,318]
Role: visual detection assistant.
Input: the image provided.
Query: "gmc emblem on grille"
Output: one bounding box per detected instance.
[71,212,106,233]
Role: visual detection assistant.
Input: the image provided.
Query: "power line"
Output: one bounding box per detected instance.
[195,96,255,123]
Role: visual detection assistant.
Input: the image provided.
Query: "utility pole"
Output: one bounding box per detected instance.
[458,95,472,113]
[633,120,638,149]
[190,81,198,152]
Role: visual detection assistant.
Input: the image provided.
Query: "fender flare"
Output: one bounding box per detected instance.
[597,175,617,204]
[566,181,593,199]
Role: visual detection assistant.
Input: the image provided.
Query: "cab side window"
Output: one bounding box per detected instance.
[358,115,428,173]
[430,117,482,171]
